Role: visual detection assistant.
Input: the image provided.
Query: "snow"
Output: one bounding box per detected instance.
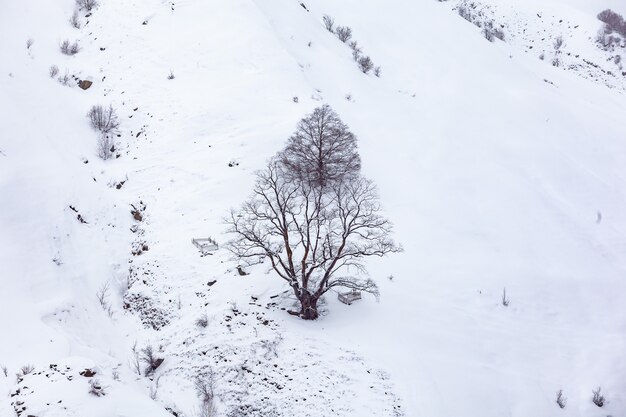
[2,0,626,416]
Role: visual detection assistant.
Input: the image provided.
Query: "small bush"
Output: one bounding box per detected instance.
[336,26,352,43]
[195,370,217,417]
[501,288,509,306]
[60,39,80,55]
[140,345,163,376]
[26,38,34,50]
[556,390,566,409]
[349,41,362,61]
[88,105,120,134]
[357,55,373,73]
[195,313,209,328]
[89,379,105,396]
[49,65,60,78]
[76,0,99,11]
[69,10,81,28]
[1,364,7,377]
[374,66,381,77]
[58,72,72,86]
[592,387,605,407]
[322,15,335,32]
[167,70,175,80]
[20,364,34,376]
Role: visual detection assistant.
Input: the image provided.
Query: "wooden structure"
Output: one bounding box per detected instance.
[192,237,219,255]
[338,290,362,305]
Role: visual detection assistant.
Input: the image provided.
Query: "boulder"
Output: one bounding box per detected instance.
[78,80,93,90]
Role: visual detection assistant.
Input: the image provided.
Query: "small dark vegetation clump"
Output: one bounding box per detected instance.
[49,65,60,78]
[457,1,506,43]
[89,379,105,396]
[325,17,381,76]
[596,9,626,50]
[140,345,164,377]
[76,0,99,11]
[322,14,335,32]
[69,10,81,29]
[335,26,352,43]
[60,39,80,55]
[195,313,209,328]
[592,387,606,407]
[555,389,567,409]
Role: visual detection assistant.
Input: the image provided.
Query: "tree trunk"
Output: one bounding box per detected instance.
[298,291,319,320]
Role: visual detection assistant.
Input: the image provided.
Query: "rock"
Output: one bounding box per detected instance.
[78,80,93,90]
[79,369,96,377]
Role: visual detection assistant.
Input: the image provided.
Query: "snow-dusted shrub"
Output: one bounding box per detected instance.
[19,364,34,376]
[69,10,81,29]
[60,39,80,55]
[482,20,505,42]
[195,313,209,328]
[322,14,335,32]
[335,26,352,43]
[457,4,473,22]
[374,66,382,77]
[552,36,565,67]
[358,55,374,73]
[97,134,115,160]
[88,379,105,396]
[556,390,567,409]
[592,387,605,407]
[88,105,119,134]
[26,38,34,50]
[598,9,626,36]
[195,370,217,417]
[1,364,7,377]
[140,345,164,376]
[49,65,60,78]
[58,72,72,86]
[76,0,99,12]
[349,41,362,61]
[167,70,175,80]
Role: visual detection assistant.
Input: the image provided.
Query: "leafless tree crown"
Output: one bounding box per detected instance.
[278,104,361,188]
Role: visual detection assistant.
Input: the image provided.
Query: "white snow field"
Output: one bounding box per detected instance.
[1,0,626,416]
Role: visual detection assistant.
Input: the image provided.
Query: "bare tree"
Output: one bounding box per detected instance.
[227,160,399,319]
[195,370,217,417]
[97,134,115,160]
[88,105,119,134]
[278,105,360,188]
[140,345,163,376]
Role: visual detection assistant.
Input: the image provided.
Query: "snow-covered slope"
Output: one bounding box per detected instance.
[1,0,626,416]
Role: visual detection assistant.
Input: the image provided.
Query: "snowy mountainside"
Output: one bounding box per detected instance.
[441,0,626,91]
[2,0,626,417]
